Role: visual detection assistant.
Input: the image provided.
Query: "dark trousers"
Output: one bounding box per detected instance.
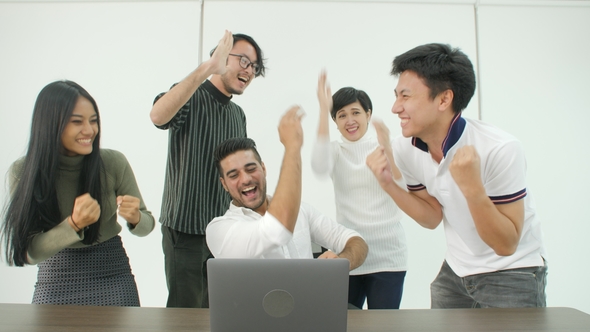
[162,225,212,308]
[348,271,407,309]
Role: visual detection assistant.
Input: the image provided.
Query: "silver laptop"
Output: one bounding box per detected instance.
[207,258,349,332]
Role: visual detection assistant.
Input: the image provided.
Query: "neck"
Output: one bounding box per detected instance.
[422,112,458,163]
[209,75,231,97]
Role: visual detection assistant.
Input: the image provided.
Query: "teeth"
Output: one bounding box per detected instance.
[242,186,255,192]
[400,119,409,125]
[77,139,92,143]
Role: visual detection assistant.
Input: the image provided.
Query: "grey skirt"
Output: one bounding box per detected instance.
[32,235,140,306]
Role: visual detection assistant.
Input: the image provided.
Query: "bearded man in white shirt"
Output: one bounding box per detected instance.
[206,106,368,271]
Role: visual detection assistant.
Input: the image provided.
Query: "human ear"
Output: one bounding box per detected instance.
[439,90,454,112]
[220,177,229,192]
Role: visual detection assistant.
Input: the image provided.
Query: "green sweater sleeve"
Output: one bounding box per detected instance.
[12,150,155,265]
[105,149,155,237]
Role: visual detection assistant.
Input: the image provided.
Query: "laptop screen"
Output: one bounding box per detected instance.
[207,258,349,332]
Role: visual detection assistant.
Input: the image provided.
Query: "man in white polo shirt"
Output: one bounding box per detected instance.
[366,43,546,308]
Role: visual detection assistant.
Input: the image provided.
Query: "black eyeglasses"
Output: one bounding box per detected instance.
[229,54,261,75]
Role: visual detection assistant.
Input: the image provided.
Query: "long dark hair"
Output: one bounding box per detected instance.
[2,80,104,266]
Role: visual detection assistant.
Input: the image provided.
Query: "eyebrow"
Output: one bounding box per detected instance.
[70,114,98,118]
[224,162,258,177]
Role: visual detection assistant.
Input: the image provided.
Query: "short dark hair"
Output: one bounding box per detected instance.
[391,43,476,114]
[210,33,266,78]
[214,137,263,177]
[331,87,373,119]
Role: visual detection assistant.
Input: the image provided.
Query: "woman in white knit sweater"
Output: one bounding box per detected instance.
[311,71,408,309]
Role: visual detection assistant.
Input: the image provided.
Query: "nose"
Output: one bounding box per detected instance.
[239,171,252,184]
[81,121,94,134]
[392,99,402,114]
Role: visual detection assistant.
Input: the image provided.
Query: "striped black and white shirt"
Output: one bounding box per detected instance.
[155,80,247,234]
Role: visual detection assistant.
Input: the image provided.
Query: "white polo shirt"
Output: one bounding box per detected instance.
[393,114,545,277]
[206,196,362,260]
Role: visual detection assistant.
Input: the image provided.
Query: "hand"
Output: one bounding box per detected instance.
[71,193,101,229]
[206,30,234,76]
[373,118,392,152]
[372,119,403,181]
[317,70,332,115]
[317,251,339,259]
[278,105,305,150]
[449,146,483,195]
[366,146,393,187]
[116,195,141,226]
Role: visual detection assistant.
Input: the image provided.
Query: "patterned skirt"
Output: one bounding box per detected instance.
[32,235,140,306]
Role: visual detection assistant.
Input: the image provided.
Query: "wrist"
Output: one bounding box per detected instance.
[69,216,81,232]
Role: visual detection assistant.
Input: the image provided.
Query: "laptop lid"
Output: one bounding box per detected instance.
[207,258,349,332]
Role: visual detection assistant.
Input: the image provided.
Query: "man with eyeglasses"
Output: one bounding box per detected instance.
[150,30,266,308]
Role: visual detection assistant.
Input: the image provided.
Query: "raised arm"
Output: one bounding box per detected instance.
[149,30,233,126]
[311,70,334,176]
[266,106,305,233]
[316,70,332,140]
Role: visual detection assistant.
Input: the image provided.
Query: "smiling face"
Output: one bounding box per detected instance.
[217,40,258,96]
[219,149,268,215]
[334,101,371,142]
[392,70,450,142]
[60,96,98,157]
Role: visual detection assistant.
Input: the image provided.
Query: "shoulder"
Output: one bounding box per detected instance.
[229,100,246,113]
[99,149,129,168]
[464,118,523,153]
[8,156,26,184]
[392,135,414,153]
[465,118,518,141]
[9,156,26,174]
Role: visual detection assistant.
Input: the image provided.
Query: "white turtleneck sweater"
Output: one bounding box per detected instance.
[311,134,407,275]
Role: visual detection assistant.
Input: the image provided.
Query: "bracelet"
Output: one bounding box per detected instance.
[69,216,81,232]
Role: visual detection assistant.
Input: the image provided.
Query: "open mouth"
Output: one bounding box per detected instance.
[346,126,359,134]
[77,138,92,144]
[242,185,257,197]
[238,75,250,83]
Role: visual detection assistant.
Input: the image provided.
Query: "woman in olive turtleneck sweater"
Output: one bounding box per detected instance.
[2,80,154,306]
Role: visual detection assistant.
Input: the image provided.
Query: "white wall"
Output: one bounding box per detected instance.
[0,0,588,314]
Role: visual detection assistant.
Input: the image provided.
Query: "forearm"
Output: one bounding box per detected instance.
[465,191,523,256]
[27,219,82,265]
[384,146,403,181]
[382,183,442,229]
[150,62,213,126]
[267,147,302,233]
[338,236,368,271]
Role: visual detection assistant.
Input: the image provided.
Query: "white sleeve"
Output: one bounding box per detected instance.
[310,137,334,178]
[303,202,362,254]
[484,139,528,202]
[206,213,293,258]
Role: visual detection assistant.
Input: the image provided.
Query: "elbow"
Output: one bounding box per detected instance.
[149,110,164,126]
[419,218,442,230]
[493,243,518,257]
